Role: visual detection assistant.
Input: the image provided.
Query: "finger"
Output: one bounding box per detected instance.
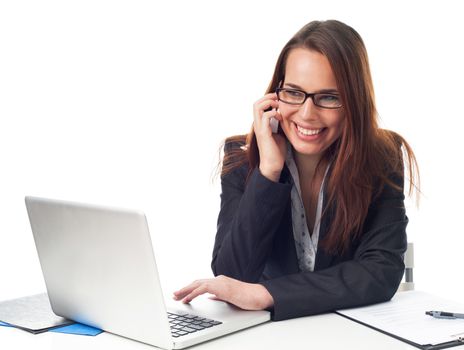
[261,107,279,120]
[274,109,283,121]
[256,110,281,137]
[173,280,204,299]
[173,286,194,299]
[253,95,278,117]
[254,99,279,115]
[182,284,209,303]
[254,104,280,134]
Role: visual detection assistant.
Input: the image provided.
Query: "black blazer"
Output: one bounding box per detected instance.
[211,140,408,321]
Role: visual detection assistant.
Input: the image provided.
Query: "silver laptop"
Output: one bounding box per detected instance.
[25,196,270,349]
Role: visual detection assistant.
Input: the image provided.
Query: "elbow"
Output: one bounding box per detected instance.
[383,266,405,301]
[369,262,405,304]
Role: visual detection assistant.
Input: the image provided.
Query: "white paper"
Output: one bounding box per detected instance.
[336,291,464,345]
[0,293,72,332]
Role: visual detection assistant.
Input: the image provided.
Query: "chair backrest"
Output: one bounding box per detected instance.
[397,242,414,292]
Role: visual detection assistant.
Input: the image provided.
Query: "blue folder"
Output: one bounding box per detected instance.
[0,321,102,336]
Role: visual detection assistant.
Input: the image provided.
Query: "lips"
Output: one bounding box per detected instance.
[294,123,327,137]
[295,123,325,136]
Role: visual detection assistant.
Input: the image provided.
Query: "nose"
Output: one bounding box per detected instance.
[299,96,317,120]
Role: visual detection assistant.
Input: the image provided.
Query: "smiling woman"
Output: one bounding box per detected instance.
[173,19,420,321]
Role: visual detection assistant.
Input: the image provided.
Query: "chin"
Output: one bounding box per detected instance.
[293,145,324,158]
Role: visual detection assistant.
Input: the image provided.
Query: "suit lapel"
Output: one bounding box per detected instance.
[314,180,336,270]
[279,164,300,274]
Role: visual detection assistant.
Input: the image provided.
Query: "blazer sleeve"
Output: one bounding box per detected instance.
[259,171,408,321]
[211,142,292,283]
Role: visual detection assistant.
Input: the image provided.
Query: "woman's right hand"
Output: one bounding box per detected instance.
[253,92,287,182]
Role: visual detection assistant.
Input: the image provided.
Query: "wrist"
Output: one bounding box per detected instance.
[254,284,274,309]
[259,165,282,183]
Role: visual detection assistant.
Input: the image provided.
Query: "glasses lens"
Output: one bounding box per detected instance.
[278,89,305,104]
[314,94,341,108]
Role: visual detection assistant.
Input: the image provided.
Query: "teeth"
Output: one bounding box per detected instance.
[297,125,323,136]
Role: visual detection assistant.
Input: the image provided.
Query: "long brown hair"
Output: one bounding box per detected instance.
[217,20,420,254]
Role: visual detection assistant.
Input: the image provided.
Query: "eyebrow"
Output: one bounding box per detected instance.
[283,83,339,94]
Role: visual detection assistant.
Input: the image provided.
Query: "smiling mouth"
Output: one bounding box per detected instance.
[296,124,325,136]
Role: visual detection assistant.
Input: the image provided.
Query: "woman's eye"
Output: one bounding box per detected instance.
[287,90,302,97]
[316,94,342,108]
[320,94,339,102]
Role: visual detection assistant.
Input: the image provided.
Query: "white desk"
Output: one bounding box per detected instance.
[1,312,415,350]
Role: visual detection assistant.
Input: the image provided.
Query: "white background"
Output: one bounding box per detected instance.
[0,0,463,308]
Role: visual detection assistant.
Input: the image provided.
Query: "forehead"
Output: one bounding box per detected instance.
[284,48,337,90]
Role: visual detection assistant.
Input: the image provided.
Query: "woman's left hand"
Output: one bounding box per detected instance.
[173,275,274,311]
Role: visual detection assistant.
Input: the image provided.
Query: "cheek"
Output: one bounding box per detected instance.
[331,114,345,136]
[325,109,344,125]
[278,104,297,120]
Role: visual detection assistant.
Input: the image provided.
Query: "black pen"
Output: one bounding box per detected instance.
[426,311,464,319]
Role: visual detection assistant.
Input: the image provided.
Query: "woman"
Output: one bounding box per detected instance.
[173,19,419,321]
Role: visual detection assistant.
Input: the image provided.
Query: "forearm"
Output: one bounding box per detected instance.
[212,167,291,282]
[261,220,407,321]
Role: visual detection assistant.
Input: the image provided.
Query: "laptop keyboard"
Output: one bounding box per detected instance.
[167,312,222,338]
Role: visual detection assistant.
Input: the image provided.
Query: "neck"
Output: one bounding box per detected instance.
[293,149,322,181]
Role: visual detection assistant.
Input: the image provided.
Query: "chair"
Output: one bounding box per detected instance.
[397,242,414,292]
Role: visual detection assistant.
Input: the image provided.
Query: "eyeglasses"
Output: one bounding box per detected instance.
[275,88,342,109]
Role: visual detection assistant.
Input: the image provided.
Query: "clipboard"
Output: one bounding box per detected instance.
[336,291,464,350]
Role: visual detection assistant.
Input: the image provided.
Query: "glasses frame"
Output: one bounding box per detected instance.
[275,87,342,109]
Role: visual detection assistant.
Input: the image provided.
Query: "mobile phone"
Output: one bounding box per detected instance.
[270,117,279,134]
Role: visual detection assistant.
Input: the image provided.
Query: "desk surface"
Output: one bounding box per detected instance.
[1,312,415,350]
